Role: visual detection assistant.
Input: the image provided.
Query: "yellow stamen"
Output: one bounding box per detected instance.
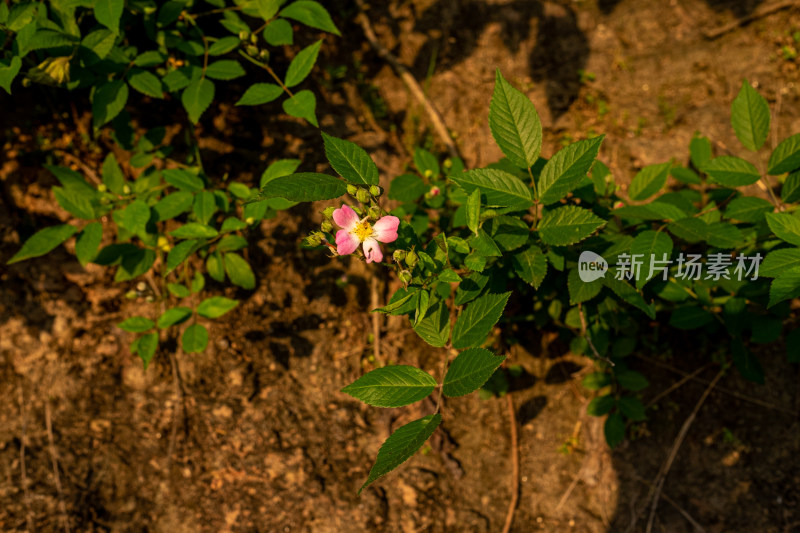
[353,220,373,242]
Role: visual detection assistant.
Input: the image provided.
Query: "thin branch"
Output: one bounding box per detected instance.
[704,0,798,39]
[166,345,186,474]
[45,400,71,533]
[370,275,383,365]
[578,303,614,367]
[354,0,461,161]
[501,393,520,533]
[18,388,34,533]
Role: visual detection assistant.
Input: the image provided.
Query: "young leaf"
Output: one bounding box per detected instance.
[704,156,760,187]
[205,60,246,81]
[257,172,346,201]
[167,240,202,273]
[7,225,77,264]
[282,90,318,126]
[207,251,225,282]
[768,269,800,308]
[450,168,533,210]
[264,18,293,45]
[157,307,193,328]
[782,171,800,203]
[92,80,129,128]
[412,300,450,347]
[118,316,155,333]
[191,272,205,293]
[766,213,800,246]
[452,292,510,349]
[182,323,209,353]
[488,70,542,169]
[167,283,191,298]
[389,174,427,203]
[760,249,800,277]
[768,133,800,175]
[538,206,606,246]
[224,252,256,289]
[731,80,770,151]
[443,348,506,397]
[193,190,217,225]
[512,245,547,289]
[137,332,158,370]
[466,188,480,235]
[54,188,95,220]
[170,223,218,239]
[413,148,439,177]
[182,78,215,124]
[628,162,671,201]
[94,0,124,33]
[285,40,321,87]
[724,196,773,223]
[75,222,103,266]
[359,414,441,494]
[102,153,125,194]
[197,296,239,319]
[689,135,713,170]
[538,136,604,205]
[341,365,437,407]
[236,83,283,106]
[127,69,163,98]
[321,132,379,186]
[162,169,205,192]
[280,1,341,36]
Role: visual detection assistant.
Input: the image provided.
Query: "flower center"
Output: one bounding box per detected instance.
[353,220,373,242]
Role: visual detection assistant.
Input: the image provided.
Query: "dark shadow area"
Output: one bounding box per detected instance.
[518,395,548,426]
[544,361,584,384]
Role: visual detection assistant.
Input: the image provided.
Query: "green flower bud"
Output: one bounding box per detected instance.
[258,49,270,62]
[405,250,418,268]
[399,270,413,284]
[305,233,322,247]
[424,169,434,178]
[125,290,138,300]
[321,220,333,233]
[239,30,250,41]
[322,206,336,219]
[393,249,406,262]
[99,196,111,205]
[356,188,370,204]
[245,216,256,225]
[443,158,452,169]
[346,184,358,196]
[250,33,259,45]
[97,183,107,192]
[369,185,382,197]
[368,206,381,220]
[122,185,131,195]
[246,45,259,57]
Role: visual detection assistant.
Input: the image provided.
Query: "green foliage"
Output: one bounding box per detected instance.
[341,366,437,407]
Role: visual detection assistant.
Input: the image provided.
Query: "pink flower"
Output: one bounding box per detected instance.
[430,186,441,197]
[332,205,399,263]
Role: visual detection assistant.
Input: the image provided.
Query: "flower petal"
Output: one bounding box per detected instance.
[332,205,359,231]
[335,230,359,255]
[372,216,399,243]
[363,238,383,263]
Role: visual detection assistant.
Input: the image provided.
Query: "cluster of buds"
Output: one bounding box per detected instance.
[392,249,418,285]
[241,31,270,62]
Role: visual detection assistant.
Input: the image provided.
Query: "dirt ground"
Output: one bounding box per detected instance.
[2,0,800,531]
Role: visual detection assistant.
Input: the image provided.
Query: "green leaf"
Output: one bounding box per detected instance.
[167,283,191,298]
[604,413,626,449]
[321,132,379,186]
[0,56,22,94]
[264,18,293,45]
[208,36,241,55]
[670,166,702,185]
[538,206,605,246]
[704,156,760,187]
[117,316,155,333]
[75,222,102,266]
[766,213,800,246]
[182,78,215,124]
[114,248,155,282]
[413,148,439,177]
[206,59,245,81]
[587,395,615,416]
[412,300,450,347]
[285,40,321,87]
[257,172,345,201]
[224,252,256,289]
[669,306,714,329]
[618,397,647,421]
[127,69,163,98]
[761,248,800,277]
[154,191,194,221]
[485,215,528,251]
[538,136,605,205]
[768,133,800,175]
[616,370,649,391]
[157,307,192,328]
[341,365,437,407]
[254,0,281,20]
[133,51,166,67]
[359,414,441,494]
[731,80,770,151]
[468,229,502,257]
[628,162,671,201]
[582,372,611,391]
[568,268,602,304]
[136,333,159,369]
[512,245,547,289]
[466,188,480,235]
[94,0,123,33]
[170,223,218,239]
[613,203,687,222]
[689,135,713,170]
[768,268,800,307]
[724,196,773,223]
[731,340,764,384]
[54,188,94,220]
[167,239,201,273]
[782,171,800,203]
[216,235,247,252]
[92,80,129,128]
[115,199,151,235]
[488,70,542,169]
[282,90,317,126]
[197,296,239,319]
[603,276,656,319]
[163,169,205,192]
[454,272,489,306]
[182,323,209,353]
[236,83,283,106]
[207,251,225,282]
[630,230,673,289]
[667,217,709,243]
[191,271,205,293]
[8,224,77,264]
[452,292,510,349]
[101,153,125,193]
[193,190,217,225]
[443,348,506,397]
[280,0,340,36]
[450,168,533,210]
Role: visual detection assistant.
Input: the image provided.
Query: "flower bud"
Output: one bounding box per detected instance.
[97,183,107,192]
[239,30,250,41]
[250,33,259,45]
[369,185,382,197]
[405,250,418,268]
[322,206,336,219]
[356,188,370,204]
[259,49,270,62]
[145,295,155,303]
[429,186,441,197]
[125,290,138,300]
[136,281,147,292]
[246,45,259,57]
[157,236,168,248]
[122,185,131,195]
[320,220,333,233]
[305,233,322,247]
[368,206,381,220]
[346,184,358,196]
[424,169,434,178]
[99,196,111,205]
[393,249,406,262]
[399,270,413,284]
[245,216,256,225]
[443,158,452,169]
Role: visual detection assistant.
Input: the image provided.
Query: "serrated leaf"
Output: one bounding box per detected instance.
[285,40,321,87]
[443,348,506,397]
[587,395,615,416]
[224,252,256,289]
[197,296,239,319]
[630,230,673,289]
[450,168,533,210]
[485,215,528,251]
[170,223,218,239]
[54,188,95,220]
[706,222,744,249]
[163,169,205,192]
[264,18,293,45]
[193,190,217,225]
[690,135,712,170]
[137,332,158,369]
[538,136,604,204]
[281,0,341,36]
[488,70,542,169]
[236,83,283,106]
[766,213,800,246]
[768,268,800,307]
[731,80,770,151]
[92,80,129,128]
[705,156,760,187]
[75,222,103,266]
[568,268,602,304]
[166,239,201,273]
[182,323,209,353]
[127,68,163,98]
[628,162,671,201]
[257,172,346,201]
[182,78,215,124]
[133,51,166,67]
[8,224,77,264]
[466,188,480,235]
[452,292,510,349]
[454,272,489,306]
[782,171,800,203]
[208,36,241,55]
[667,217,709,244]
[282,89,317,126]
[538,206,605,246]
[613,203,687,222]
[206,59,245,80]
[94,0,123,33]
[618,396,647,421]
[167,283,191,298]
[101,153,125,194]
[321,132,379,185]
[760,248,800,277]
[603,276,655,319]
[157,307,192,328]
[118,316,155,333]
[768,133,800,175]
[724,196,773,223]
[0,56,22,94]
[513,245,547,289]
[413,300,450,347]
[341,365,437,407]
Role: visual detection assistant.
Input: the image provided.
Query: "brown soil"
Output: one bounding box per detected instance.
[2,1,800,532]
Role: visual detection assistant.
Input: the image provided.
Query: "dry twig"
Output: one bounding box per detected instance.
[704,0,798,39]
[502,393,520,533]
[18,388,34,533]
[45,400,71,533]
